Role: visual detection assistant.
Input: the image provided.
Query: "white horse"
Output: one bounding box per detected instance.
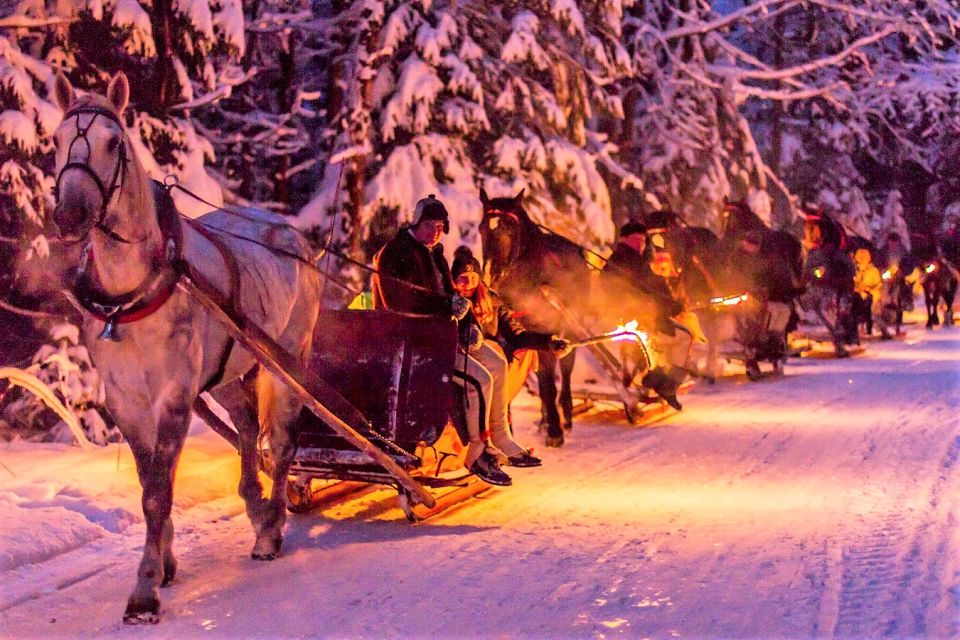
[50,72,321,623]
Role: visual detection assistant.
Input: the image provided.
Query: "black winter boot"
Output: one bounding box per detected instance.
[506,450,543,467]
[469,450,512,486]
[642,367,682,411]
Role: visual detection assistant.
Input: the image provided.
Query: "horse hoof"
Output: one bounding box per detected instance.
[251,536,282,560]
[563,422,573,431]
[123,596,160,625]
[545,435,564,448]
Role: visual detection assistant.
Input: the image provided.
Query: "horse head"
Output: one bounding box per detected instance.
[802,209,844,251]
[479,188,531,284]
[52,72,155,247]
[720,198,762,239]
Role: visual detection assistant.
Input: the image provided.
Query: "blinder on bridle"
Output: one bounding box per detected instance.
[54,105,130,242]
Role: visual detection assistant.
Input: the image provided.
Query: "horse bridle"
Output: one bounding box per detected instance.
[54,105,134,244]
[483,207,525,276]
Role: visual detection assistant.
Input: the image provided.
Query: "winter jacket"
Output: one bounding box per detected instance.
[854,263,882,301]
[372,228,455,315]
[603,242,683,335]
[473,288,553,357]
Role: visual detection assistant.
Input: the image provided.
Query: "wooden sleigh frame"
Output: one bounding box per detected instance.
[181,272,489,522]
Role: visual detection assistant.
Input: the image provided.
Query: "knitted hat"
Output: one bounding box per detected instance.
[412,194,450,233]
[451,246,482,279]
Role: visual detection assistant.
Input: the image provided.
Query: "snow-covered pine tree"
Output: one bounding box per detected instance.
[299,0,644,262]
[197,0,322,214]
[620,0,778,231]
[724,1,960,240]
[0,3,61,239]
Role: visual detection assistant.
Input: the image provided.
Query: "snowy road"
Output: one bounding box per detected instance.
[2,328,959,639]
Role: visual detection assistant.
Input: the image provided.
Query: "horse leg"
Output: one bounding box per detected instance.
[250,369,301,560]
[945,280,957,326]
[559,350,575,430]
[123,394,191,624]
[537,351,563,447]
[924,282,938,328]
[208,374,270,534]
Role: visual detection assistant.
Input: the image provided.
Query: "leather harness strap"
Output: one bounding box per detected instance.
[73,181,183,335]
[183,217,243,392]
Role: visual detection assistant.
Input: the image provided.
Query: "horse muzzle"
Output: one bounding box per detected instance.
[51,200,97,242]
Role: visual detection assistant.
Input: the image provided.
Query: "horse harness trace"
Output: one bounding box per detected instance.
[70,178,242,388]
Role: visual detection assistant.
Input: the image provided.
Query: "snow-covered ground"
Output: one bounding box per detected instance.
[2,324,959,639]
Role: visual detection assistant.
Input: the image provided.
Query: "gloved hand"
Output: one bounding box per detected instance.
[549,336,572,358]
[468,324,484,352]
[450,295,471,321]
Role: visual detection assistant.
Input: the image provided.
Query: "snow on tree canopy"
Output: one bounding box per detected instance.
[300,0,641,262]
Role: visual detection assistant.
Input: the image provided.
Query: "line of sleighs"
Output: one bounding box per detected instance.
[328,192,960,493]
[28,74,960,625]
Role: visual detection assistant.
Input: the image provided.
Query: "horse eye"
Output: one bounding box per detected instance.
[106,136,120,152]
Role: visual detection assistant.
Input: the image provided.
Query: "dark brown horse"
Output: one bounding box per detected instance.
[479,189,590,447]
[917,228,959,328]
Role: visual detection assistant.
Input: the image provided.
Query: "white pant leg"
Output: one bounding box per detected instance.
[473,341,525,457]
[455,350,493,467]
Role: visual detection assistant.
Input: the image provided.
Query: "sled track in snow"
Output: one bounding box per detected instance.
[825,431,960,639]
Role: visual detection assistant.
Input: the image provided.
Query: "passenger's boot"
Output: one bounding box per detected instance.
[468,446,512,486]
[642,366,682,411]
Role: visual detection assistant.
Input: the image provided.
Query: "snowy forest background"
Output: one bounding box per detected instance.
[1,0,960,441]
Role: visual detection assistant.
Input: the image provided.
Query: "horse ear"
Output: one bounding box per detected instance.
[106,72,130,116]
[54,72,75,113]
[480,188,489,207]
[514,188,525,204]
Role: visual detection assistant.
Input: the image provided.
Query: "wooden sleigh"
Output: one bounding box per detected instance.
[185,274,489,522]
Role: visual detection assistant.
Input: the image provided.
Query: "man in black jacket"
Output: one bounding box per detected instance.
[602,221,691,410]
[372,195,512,486]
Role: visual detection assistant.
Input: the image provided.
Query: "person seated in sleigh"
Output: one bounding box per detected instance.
[725,230,796,375]
[602,220,693,409]
[372,194,514,487]
[449,246,571,460]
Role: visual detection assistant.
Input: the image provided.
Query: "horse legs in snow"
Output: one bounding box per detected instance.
[537,350,563,447]
[559,350,575,430]
[250,368,301,560]
[123,396,191,624]
[945,280,957,326]
[924,281,939,328]
[209,373,270,537]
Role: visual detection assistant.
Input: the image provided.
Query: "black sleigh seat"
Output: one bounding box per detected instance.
[291,309,470,484]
